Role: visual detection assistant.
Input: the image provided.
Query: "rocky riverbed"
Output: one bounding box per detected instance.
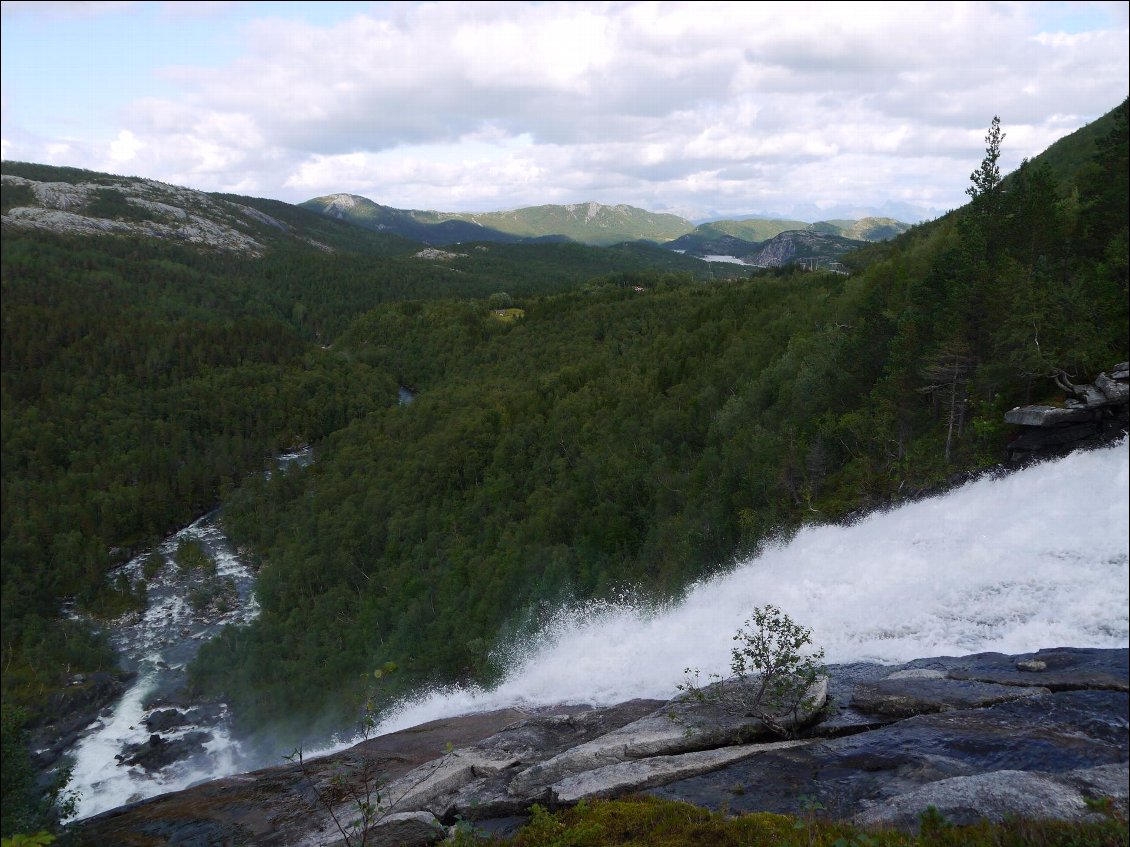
[73,646,1128,846]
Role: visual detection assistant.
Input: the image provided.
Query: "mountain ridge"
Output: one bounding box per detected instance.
[2,158,911,258]
[301,192,912,250]
[0,163,418,257]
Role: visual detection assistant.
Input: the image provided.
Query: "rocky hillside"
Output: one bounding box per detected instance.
[666,226,868,269]
[666,216,907,265]
[0,162,413,257]
[748,228,867,268]
[818,216,911,241]
[73,647,1129,845]
[693,215,909,245]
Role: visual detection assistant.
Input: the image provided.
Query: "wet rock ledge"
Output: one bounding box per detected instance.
[73,647,1128,846]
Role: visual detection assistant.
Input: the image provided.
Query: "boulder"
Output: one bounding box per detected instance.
[1005,362,1129,458]
[850,675,1049,717]
[144,708,188,733]
[1096,372,1129,403]
[1003,405,1094,426]
[508,675,827,797]
[117,730,212,772]
[852,763,1129,830]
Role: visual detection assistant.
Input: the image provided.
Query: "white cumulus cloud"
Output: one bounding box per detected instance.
[3,1,1127,220]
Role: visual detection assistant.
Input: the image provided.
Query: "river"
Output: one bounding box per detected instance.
[67,439,1129,820]
[67,449,312,821]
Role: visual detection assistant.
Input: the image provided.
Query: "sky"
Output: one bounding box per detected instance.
[1,1,1128,223]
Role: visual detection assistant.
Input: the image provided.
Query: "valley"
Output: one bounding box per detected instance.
[1,98,1127,843]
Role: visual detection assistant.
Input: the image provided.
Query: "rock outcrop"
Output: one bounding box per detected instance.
[1005,362,1129,459]
[73,647,1128,845]
[749,229,864,269]
[2,174,282,255]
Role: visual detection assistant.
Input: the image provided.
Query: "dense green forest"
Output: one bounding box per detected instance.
[192,104,1128,736]
[1,100,1126,833]
[0,190,715,833]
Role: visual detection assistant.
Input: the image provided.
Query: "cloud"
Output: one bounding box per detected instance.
[4,1,1127,219]
[0,1,137,19]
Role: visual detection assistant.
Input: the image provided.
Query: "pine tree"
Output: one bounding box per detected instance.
[967,116,1006,202]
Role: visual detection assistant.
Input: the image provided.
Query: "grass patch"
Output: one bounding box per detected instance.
[490,308,526,322]
[474,797,1130,847]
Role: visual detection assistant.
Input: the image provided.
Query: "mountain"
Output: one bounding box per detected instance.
[427,201,695,246]
[299,193,530,246]
[1,162,416,257]
[664,216,908,265]
[746,229,868,268]
[301,193,909,252]
[302,195,696,246]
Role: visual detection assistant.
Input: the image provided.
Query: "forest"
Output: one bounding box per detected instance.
[1,99,1126,834]
[192,104,1128,736]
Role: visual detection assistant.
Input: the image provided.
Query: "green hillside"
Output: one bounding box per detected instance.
[300,194,696,246]
[188,103,1128,737]
[1015,98,1128,190]
[427,201,695,246]
[697,218,810,241]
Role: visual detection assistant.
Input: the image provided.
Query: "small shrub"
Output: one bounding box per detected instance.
[142,551,164,579]
[730,604,826,735]
[679,604,826,738]
[174,539,215,576]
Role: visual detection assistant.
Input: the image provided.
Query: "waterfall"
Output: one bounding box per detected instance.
[69,440,1128,818]
[373,440,1128,733]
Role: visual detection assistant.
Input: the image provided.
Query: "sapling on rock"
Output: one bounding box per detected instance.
[679,604,826,738]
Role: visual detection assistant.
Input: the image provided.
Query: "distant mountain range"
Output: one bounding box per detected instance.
[299,192,911,268]
[299,194,696,247]
[0,159,909,272]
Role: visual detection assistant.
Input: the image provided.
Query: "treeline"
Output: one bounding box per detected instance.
[191,103,1128,738]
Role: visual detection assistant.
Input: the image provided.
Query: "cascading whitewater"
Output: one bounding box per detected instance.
[69,440,1128,819]
[67,450,311,821]
[373,440,1128,733]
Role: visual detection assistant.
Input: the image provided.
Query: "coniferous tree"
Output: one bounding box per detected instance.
[967,116,1006,204]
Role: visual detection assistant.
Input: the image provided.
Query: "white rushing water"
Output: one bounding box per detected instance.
[69,441,1129,816]
[67,449,312,821]
[66,515,257,820]
[372,440,1128,735]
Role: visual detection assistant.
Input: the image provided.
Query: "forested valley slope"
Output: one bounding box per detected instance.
[1,100,1126,837]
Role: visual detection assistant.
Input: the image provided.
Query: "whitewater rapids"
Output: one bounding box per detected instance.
[374,440,1128,734]
[72,440,1129,817]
